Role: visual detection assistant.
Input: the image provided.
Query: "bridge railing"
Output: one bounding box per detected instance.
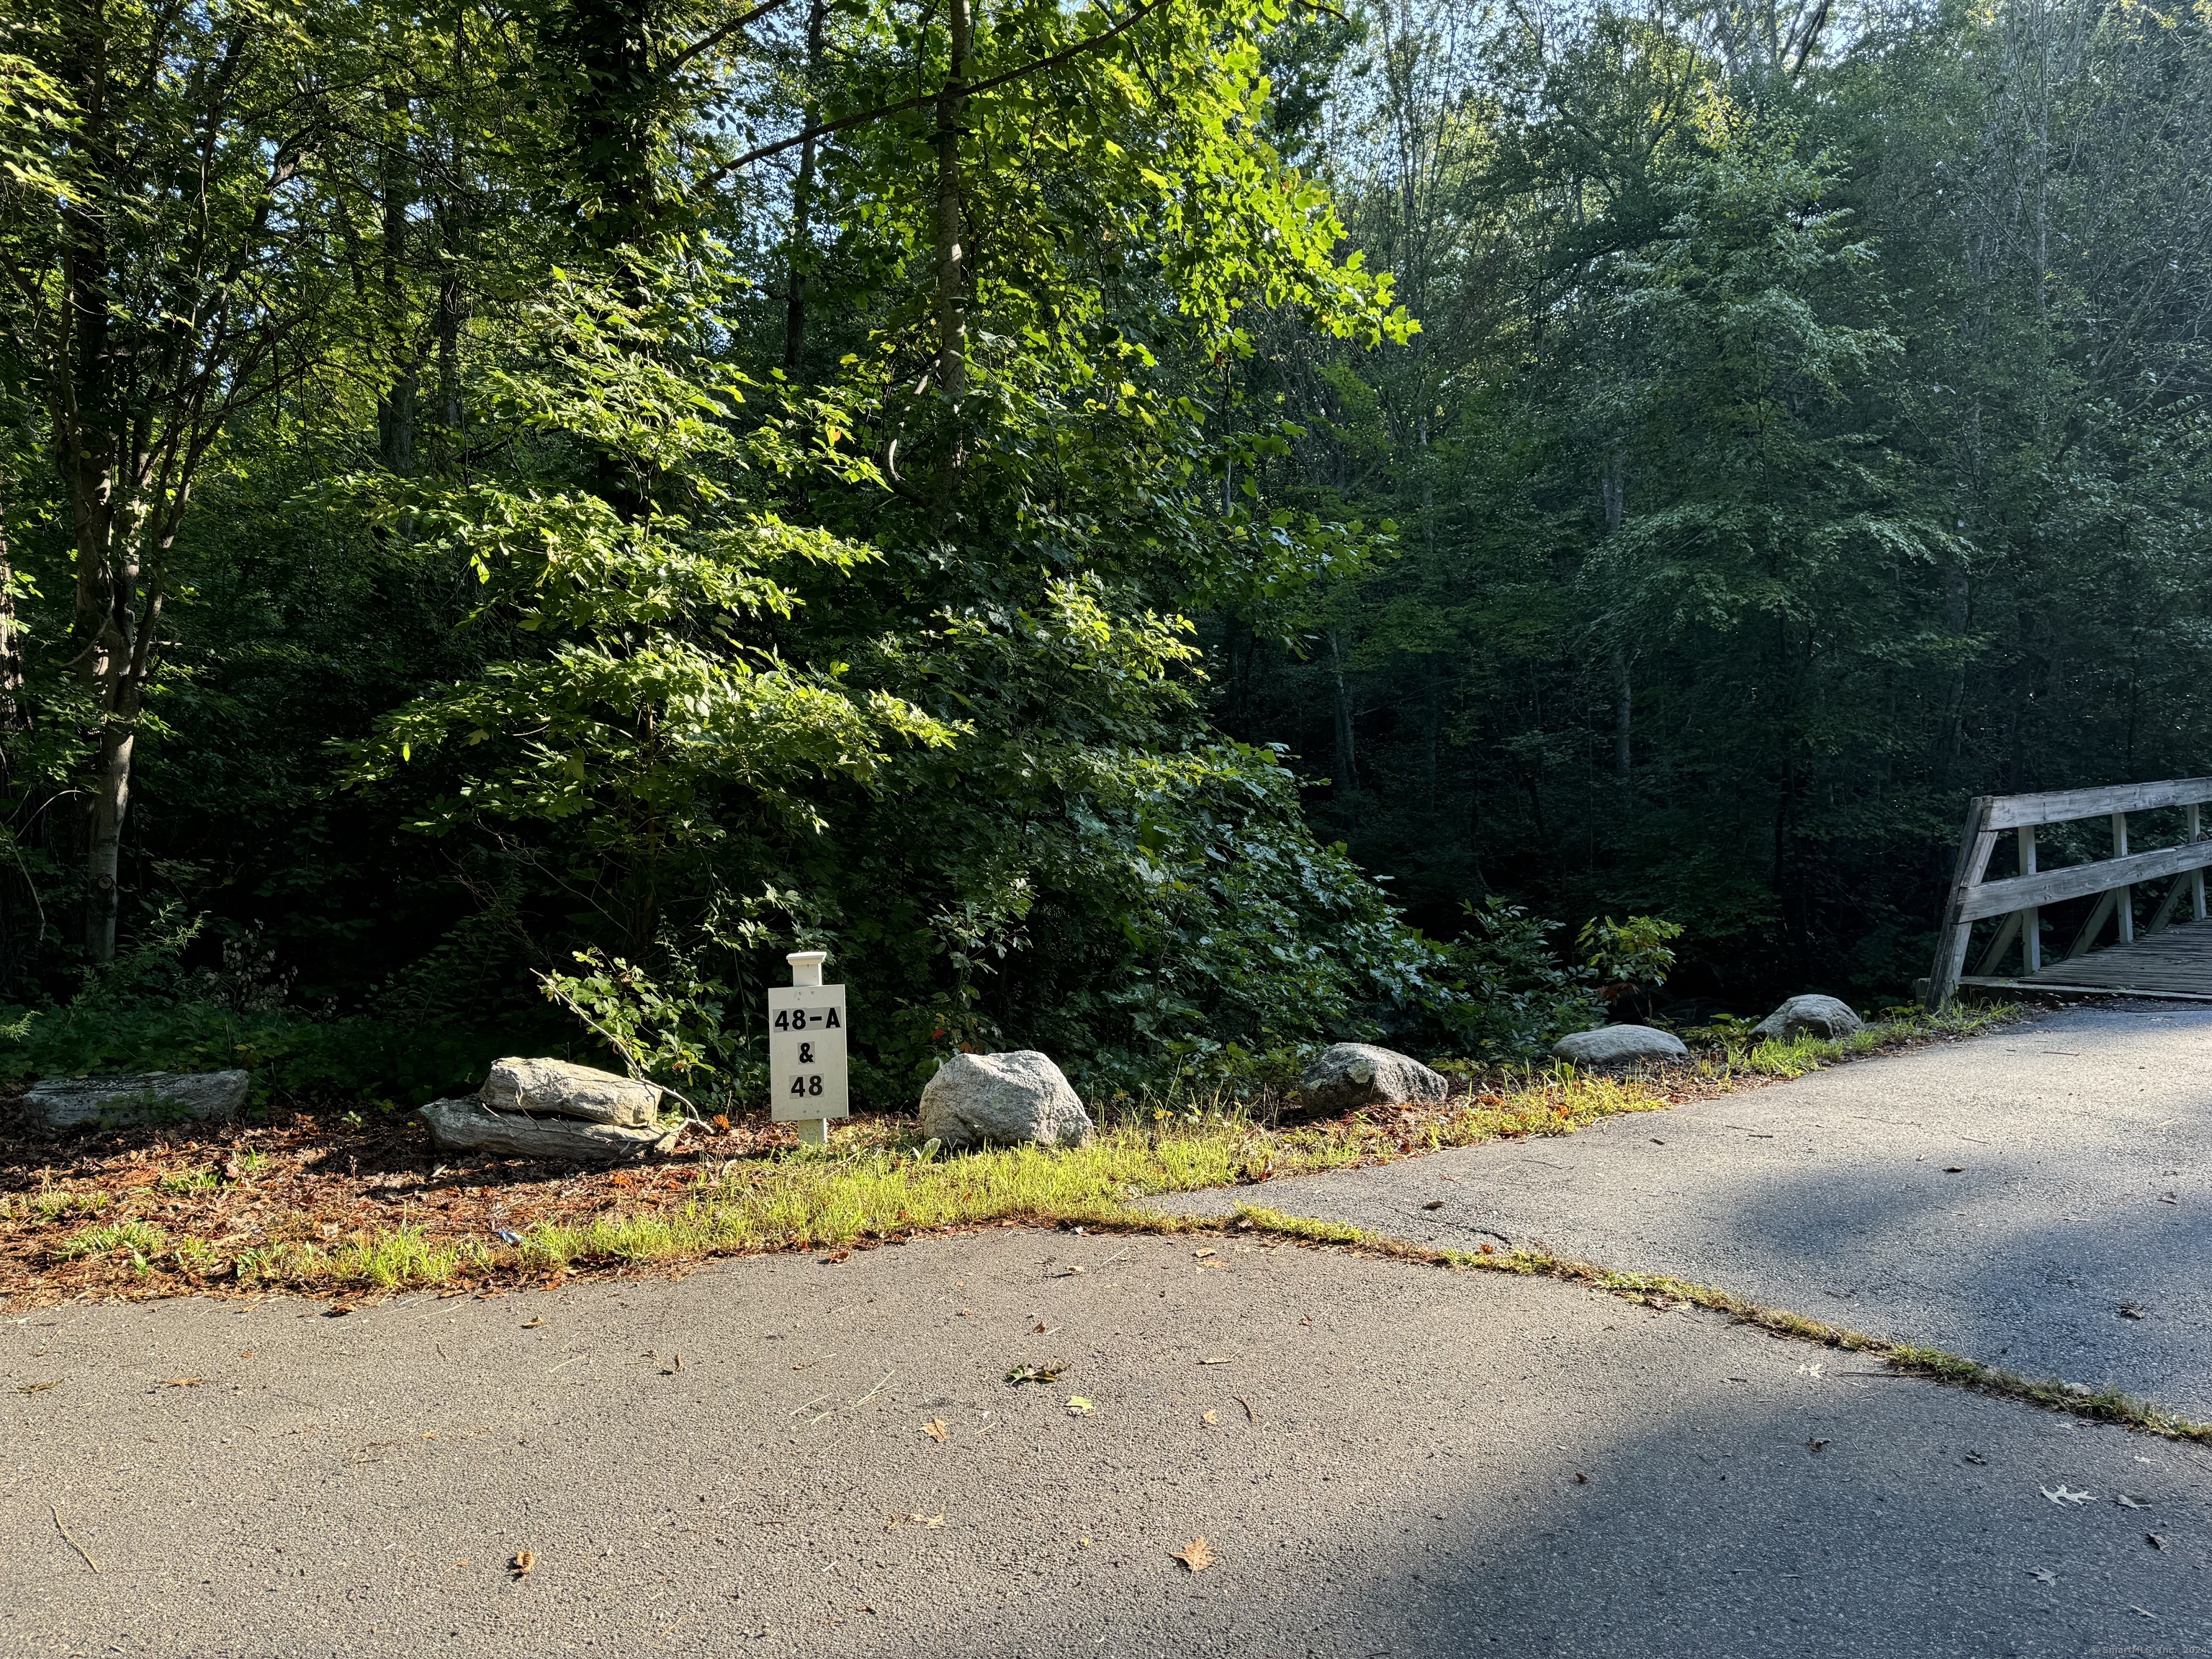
[1926,778,2212,1007]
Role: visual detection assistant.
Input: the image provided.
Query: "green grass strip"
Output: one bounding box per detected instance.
[1226,1202,2212,1445]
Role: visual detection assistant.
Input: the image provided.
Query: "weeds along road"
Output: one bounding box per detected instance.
[7,1220,2209,1657]
[1169,1001,2212,1417]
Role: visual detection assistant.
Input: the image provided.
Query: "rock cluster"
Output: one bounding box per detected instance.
[1751,994,1863,1042]
[920,1051,1094,1151]
[1551,1025,1689,1068]
[1294,1043,1450,1115]
[419,1058,677,1164]
[22,1070,251,1129]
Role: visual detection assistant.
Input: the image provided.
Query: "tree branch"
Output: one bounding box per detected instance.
[709,0,1179,177]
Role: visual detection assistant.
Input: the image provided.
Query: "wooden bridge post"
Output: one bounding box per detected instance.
[1927,795,1997,1010]
[2194,805,2206,922]
[2018,824,2040,972]
[2113,814,2134,944]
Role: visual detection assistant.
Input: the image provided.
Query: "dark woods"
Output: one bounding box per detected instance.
[0,0,2204,1103]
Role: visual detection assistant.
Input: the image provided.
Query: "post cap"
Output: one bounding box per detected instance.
[787,950,828,987]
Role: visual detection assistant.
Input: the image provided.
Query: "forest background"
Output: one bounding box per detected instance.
[0,0,2206,1111]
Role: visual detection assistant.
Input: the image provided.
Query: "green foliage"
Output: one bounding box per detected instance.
[1421,899,1606,1064]
[536,947,732,1092]
[1577,916,1683,989]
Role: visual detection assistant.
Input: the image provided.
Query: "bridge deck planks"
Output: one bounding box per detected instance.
[1960,915,2212,1001]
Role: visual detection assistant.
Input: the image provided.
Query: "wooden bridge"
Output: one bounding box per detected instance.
[1928,778,2212,1007]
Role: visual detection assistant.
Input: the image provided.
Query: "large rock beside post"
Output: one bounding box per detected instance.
[23,1070,251,1129]
[920,1051,1094,1151]
[1293,1043,1450,1115]
[418,1095,678,1164]
[482,1057,661,1127]
[1552,1025,1689,1069]
[1751,995,1863,1043]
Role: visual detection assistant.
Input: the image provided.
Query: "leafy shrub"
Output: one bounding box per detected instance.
[1421,899,1608,1063]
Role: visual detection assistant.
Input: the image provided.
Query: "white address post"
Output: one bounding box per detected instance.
[768,950,848,1146]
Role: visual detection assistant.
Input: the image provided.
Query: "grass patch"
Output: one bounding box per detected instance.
[4,1002,2018,1303]
[1681,1000,2014,1082]
[190,1070,1668,1294]
[58,1219,171,1260]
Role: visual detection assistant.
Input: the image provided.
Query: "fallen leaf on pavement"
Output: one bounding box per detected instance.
[511,1550,536,1578]
[1421,1200,1444,1210]
[160,1377,204,1388]
[2148,1534,2168,1550]
[1006,1364,1061,1385]
[2030,1568,2056,1584]
[1233,1395,1256,1422]
[17,1380,58,1397]
[1066,1396,1094,1415]
[912,1513,944,1527]
[922,1419,948,1443]
[1200,1409,1218,1426]
[1806,1439,1829,1455]
[2119,1305,2146,1320]
[2133,1607,2160,1620]
[1574,1472,1588,1484]
[521,1317,544,1329]
[1199,1357,1232,1366]
[1172,1537,1214,1572]
[1193,1249,1215,1259]
[1053,1265,1085,1277]
[2042,1485,2096,1506]
[1033,1322,1047,1334]
[1943,1166,1964,1174]
[323,1305,354,1318]
[2116,1494,2150,1509]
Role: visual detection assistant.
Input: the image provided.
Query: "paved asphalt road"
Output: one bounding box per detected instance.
[1168,1003,2212,1416]
[6,1226,2211,1658]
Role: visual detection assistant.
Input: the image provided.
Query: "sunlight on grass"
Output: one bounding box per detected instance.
[49,1005,2017,1298]
[58,1218,171,1259]
[217,1070,1669,1294]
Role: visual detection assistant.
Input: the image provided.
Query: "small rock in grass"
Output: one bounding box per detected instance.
[920,1052,1094,1151]
[24,1070,251,1129]
[482,1057,662,1127]
[1293,1043,1449,1115]
[1750,995,1863,1042]
[1551,1025,1689,1069]
[418,1097,678,1164]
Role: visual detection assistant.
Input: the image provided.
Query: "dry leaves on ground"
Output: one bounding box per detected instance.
[922,1419,948,1443]
[1172,1537,1215,1572]
[511,1550,535,1578]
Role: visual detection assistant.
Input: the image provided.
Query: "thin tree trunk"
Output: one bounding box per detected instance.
[783,0,829,375]
[934,0,972,398]
[1601,456,1629,786]
[1613,648,1632,782]
[0,489,23,732]
[1330,630,1357,795]
[377,85,416,475]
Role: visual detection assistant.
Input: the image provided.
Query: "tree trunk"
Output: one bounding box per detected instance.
[1613,648,1632,783]
[783,0,830,376]
[1329,630,1357,795]
[934,0,973,398]
[0,485,23,733]
[1601,456,1629,786]
[377,85,417,475]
